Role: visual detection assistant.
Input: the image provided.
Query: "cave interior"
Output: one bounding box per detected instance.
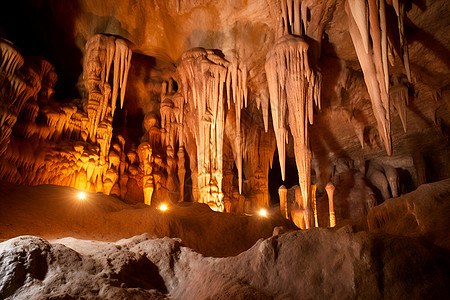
[0,0,449,299]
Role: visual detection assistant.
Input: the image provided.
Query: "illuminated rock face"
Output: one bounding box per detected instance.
[265,0,322,228]
[175,48,248,211]
[0,0,450,222]
[0,39,24,156]
[83,34,132,158]
[0,35,133,198]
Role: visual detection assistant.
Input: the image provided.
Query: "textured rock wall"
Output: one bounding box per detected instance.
[0,0,449,224]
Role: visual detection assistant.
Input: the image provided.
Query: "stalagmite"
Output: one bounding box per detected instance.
[325,182,336,227]
[137,142,154,205]
[177,147,186,202]
[311,184,318,227]
[279,185,288,219]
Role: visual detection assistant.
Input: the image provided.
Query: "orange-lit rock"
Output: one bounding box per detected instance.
[0,0,449,222]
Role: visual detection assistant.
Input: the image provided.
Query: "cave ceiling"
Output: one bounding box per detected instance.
[61,0,449,162]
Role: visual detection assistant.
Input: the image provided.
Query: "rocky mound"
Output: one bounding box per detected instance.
[367,178,450,250]
[1,227,449,300]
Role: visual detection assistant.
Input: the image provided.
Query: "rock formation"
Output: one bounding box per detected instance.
[265,0,323,229]
[0,0,449,225]
[0,34,133,198]
[0,1,449,298]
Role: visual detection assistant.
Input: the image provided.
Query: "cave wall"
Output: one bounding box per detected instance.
[0,0,449,227]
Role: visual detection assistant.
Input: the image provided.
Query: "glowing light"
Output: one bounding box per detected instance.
[77,192,86,200]
[258,209,267,217]
[159,204,168,211]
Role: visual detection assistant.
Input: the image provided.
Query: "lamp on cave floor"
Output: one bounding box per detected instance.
[159,204,168,211]
[258,209,268,217]
[77,192,86,201]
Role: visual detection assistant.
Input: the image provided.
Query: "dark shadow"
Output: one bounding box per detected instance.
[113,107,145,154]
[110,255,167,293]
[397,168,415,194]
[0,0,83,100]
[405,16,450,70]
[183,150,193,202]
[268,149,299,205]
[424,154,439,183]
[408,100,434,127]
[408,0,426,11]
[318,33,344,109]
[334,170,356,219]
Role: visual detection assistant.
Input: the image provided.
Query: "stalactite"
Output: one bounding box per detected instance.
[347,0,370,54]
[259,89,270,133]
[345,0,413,155]
[176,48,248,210]
[0,39,24,78]
[279,0,308,36]
[367,0,389,107]
[226,53,248,193]
[0,34,133,197]
[265,0,325,228]
[265,48,288,181]
[83,34,132,142]
[265,35,320,224]
[390,75,409,132]
[113,39,133,113]
[346,0,392,156]
[0,39,25,156]
[351,118,365,149]
[379,0,389,90]
[392,0,411,82]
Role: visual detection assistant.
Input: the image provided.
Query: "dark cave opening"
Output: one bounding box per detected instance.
[268,149,299,206]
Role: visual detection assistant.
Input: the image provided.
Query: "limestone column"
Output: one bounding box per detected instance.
[278,185,288,219]
[325,182,336,227]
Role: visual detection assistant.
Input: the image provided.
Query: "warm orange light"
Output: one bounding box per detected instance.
[77,192,86,200]
[159,204,168,211]
[258,209,267,217]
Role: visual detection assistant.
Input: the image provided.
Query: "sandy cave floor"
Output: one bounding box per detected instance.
[0,180,450,299]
